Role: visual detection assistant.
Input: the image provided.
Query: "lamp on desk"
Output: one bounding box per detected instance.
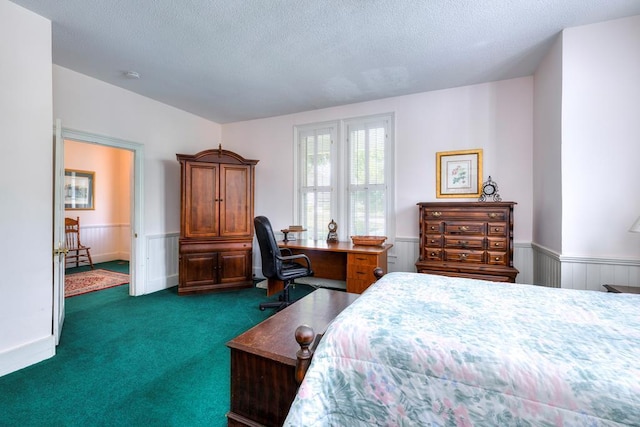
[630,215,640,233]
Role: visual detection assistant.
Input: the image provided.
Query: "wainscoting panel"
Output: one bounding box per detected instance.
[532,244,562,287]
[532,243,640,291]
[513,243,533,285]
[560,255,640,292]
[387,237,419,273]
[77,224,130,264]
[145,233,180,293]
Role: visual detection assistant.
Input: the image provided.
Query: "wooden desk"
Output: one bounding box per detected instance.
[272,240,392,294]
[226,289,359,427]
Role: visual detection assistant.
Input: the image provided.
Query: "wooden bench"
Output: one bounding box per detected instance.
[226,288,359,427]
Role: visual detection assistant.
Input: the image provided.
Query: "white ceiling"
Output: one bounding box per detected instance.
[10,0,640,124]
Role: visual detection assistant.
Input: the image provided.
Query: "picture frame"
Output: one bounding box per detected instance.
[436,149,483,198]
[64,169,95,210]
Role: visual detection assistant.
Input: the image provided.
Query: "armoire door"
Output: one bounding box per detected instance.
[219,164,252,237]
[184,162,219,238]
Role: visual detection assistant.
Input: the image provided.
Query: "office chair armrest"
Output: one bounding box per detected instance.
[277,253,312,272]
[280,248,293,256]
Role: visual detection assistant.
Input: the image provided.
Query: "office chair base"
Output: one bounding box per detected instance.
[259,283,295,311]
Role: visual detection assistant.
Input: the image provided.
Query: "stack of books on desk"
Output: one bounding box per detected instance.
[285,225,305,241]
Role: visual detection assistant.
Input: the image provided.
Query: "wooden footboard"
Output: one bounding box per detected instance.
[293,267,386,384]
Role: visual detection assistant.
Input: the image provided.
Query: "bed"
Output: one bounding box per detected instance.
[284,272,640,426]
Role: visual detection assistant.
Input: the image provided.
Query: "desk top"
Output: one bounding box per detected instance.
[227,289,359,366]
[280,239,392,254]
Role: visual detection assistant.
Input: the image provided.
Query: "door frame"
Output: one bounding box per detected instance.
[60,128,145,296]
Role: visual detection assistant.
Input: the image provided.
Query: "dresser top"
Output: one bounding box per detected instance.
[417,201,516,207]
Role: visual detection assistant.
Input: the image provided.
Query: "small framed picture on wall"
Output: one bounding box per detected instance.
[65,169,95,210]
[436,149,482,198]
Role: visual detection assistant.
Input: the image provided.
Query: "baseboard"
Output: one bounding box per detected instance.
[145,274,179,294]
[0,335,55,377]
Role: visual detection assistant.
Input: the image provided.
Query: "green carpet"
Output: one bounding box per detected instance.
[0,263,314,426]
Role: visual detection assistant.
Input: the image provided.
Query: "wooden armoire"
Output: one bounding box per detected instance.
[176,148,258,295]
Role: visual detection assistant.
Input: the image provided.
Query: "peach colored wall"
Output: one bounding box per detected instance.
[64,140,132,226]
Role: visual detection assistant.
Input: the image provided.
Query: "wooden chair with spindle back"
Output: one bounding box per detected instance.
[65,216,94,269]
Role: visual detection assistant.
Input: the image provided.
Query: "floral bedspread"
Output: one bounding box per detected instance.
[284,272,640,426]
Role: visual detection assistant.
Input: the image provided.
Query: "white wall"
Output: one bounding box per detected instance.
[222,77,534,247]
[0,0,53,375]
[533,36,564,255]
[54,66,223,236]
[1,37,225,375]
[561,15,640,259]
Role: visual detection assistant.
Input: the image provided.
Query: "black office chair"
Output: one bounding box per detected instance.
[254,216,313,311]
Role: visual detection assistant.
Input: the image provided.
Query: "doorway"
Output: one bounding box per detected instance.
[60,128,144,297]
[64,140,132,293]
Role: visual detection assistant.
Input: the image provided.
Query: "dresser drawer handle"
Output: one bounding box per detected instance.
[356,257,367,261]
[430,252,437,257]
[459,240,468,247]
[494,227,501,232]
[459,253,467,260]
[459,226,469,231]
[356,271,366,275]
[432,211,442,217]
[430,239,437,243]
[495,257,500,261]
[494,242,500,246]
[430,226,437,230]
[488,213,498,219]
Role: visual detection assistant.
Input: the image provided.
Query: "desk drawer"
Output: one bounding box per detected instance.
[347,252,384,294]
[347,253,378,278]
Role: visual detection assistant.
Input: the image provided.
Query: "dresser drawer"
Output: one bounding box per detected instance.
[443,250,484,263]
[487,223,507,236]
[423,221,442,233]
[424,248,443,260]
[444,221,485,235]
[425,235,443,246]
[423,208,509,221]
[487,251,508,265]
[444,236,484,250]
[487,238,507,250]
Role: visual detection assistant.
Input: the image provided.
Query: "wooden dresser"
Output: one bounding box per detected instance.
[416,202,518,282]
[176,148,258,295]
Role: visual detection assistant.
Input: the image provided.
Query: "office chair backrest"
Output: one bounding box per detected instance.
[254,216,282,279]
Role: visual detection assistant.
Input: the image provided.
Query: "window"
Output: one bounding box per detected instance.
[296,124,337,241]
[294,114,394,242]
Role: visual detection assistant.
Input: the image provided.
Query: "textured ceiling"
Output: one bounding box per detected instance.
[10,0,640,123]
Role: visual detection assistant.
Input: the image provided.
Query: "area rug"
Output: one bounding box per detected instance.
[65,269,129,297]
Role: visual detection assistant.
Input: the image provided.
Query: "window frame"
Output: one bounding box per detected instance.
[293,113,395,243]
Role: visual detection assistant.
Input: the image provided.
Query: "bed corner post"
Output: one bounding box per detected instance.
[294,325,314,384]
